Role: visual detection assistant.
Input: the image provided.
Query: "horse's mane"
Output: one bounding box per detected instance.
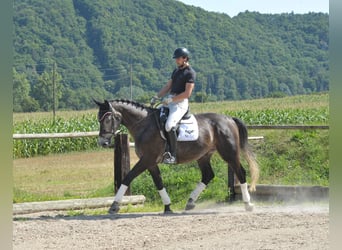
[110,99,154,111]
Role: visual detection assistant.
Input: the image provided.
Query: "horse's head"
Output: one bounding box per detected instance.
[93,99,122,147]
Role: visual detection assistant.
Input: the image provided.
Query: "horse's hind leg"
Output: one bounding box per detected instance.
[227,163,253,211]
[228,166,236,202]
[148,165,173,214]
[185,153,214,211]
[217,142,254,211]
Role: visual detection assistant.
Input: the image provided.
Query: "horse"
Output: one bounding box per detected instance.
[93,99,259,214]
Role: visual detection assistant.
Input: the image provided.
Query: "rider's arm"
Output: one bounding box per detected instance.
[157,79,172,98]
[172,82,195,102]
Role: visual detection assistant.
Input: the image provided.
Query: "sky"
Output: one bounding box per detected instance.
[178,0,329,17]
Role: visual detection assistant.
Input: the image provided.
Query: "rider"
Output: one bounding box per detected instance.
[151,47,196,164]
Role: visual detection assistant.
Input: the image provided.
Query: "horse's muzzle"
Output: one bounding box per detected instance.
[98,136,114,148]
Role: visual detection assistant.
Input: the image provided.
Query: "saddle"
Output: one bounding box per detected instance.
[157,107,199,142]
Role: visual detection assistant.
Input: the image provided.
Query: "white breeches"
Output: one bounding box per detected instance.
[165,97,189,132]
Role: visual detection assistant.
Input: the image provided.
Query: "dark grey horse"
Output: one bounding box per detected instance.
[94,99,259,213]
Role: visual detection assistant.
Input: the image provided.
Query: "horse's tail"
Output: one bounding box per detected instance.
[232,117,259,192]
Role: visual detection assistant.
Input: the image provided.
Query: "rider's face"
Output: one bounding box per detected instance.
[175,57,186,67]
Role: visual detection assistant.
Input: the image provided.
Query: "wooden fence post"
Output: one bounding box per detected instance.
[114,134,131,195]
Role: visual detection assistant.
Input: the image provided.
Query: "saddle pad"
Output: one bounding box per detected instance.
[177,115,199,141]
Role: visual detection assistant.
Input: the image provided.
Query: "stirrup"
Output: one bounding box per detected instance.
[163,152,177,164]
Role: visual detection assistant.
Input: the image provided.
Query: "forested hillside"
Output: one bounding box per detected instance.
[13,0,328,111]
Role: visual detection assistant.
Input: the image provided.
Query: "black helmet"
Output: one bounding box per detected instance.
[173,47,190,59]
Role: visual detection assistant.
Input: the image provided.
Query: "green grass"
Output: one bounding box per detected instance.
[253,129,329,186]
[13,183,116,204]
[13,150,116,203]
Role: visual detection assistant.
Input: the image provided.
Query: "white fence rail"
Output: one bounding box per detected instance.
[13,131,98,139]
[13,132,264,144]
[12,125,328,140]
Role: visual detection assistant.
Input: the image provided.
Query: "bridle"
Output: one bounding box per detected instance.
[98,101,160,137]
[98,102,122,136]
[98,111,117,136]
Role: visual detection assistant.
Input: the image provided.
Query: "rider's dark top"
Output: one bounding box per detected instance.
[170,65,196,95]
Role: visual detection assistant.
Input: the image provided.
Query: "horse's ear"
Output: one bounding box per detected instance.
[104,100,120,117]
[104,99,110,109]
[92,98,102,106]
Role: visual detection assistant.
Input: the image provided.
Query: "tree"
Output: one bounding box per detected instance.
[32,70,62,111]
[21,96,40,112]
[13,0,328,109]
[194,92,208,103]
[13,68,31,112]
[225,79,238,100]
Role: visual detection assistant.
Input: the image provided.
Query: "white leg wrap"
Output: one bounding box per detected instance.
[190,182,207,201]
[158,188,171,205]
[114,184,128,203]
[240,183,250,203]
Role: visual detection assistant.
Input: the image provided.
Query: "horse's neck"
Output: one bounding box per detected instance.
[113,102,149,136]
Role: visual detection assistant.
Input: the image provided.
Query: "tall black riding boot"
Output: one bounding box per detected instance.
[163,127,177,164]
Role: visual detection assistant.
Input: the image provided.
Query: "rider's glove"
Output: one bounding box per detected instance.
[162,97,173,105]
[150,96,159,105]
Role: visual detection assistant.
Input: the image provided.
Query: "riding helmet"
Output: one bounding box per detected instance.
[173,47,190,59]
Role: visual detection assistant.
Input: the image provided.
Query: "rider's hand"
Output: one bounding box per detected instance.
[150,96,159,105]
[162,97,173,105]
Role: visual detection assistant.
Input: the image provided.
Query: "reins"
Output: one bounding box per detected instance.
[128,101,163,132]
[128,109,159,132]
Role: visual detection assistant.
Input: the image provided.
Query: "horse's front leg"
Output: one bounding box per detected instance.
[109,158,147,214]
[148,165,173,214]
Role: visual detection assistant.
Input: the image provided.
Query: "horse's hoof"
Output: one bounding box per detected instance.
[164,204,173,214]
[185,199,196,210]
[108,201,120,214]
[227,195,236,204]
[164,209,174,215]
[244,202,254,212]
